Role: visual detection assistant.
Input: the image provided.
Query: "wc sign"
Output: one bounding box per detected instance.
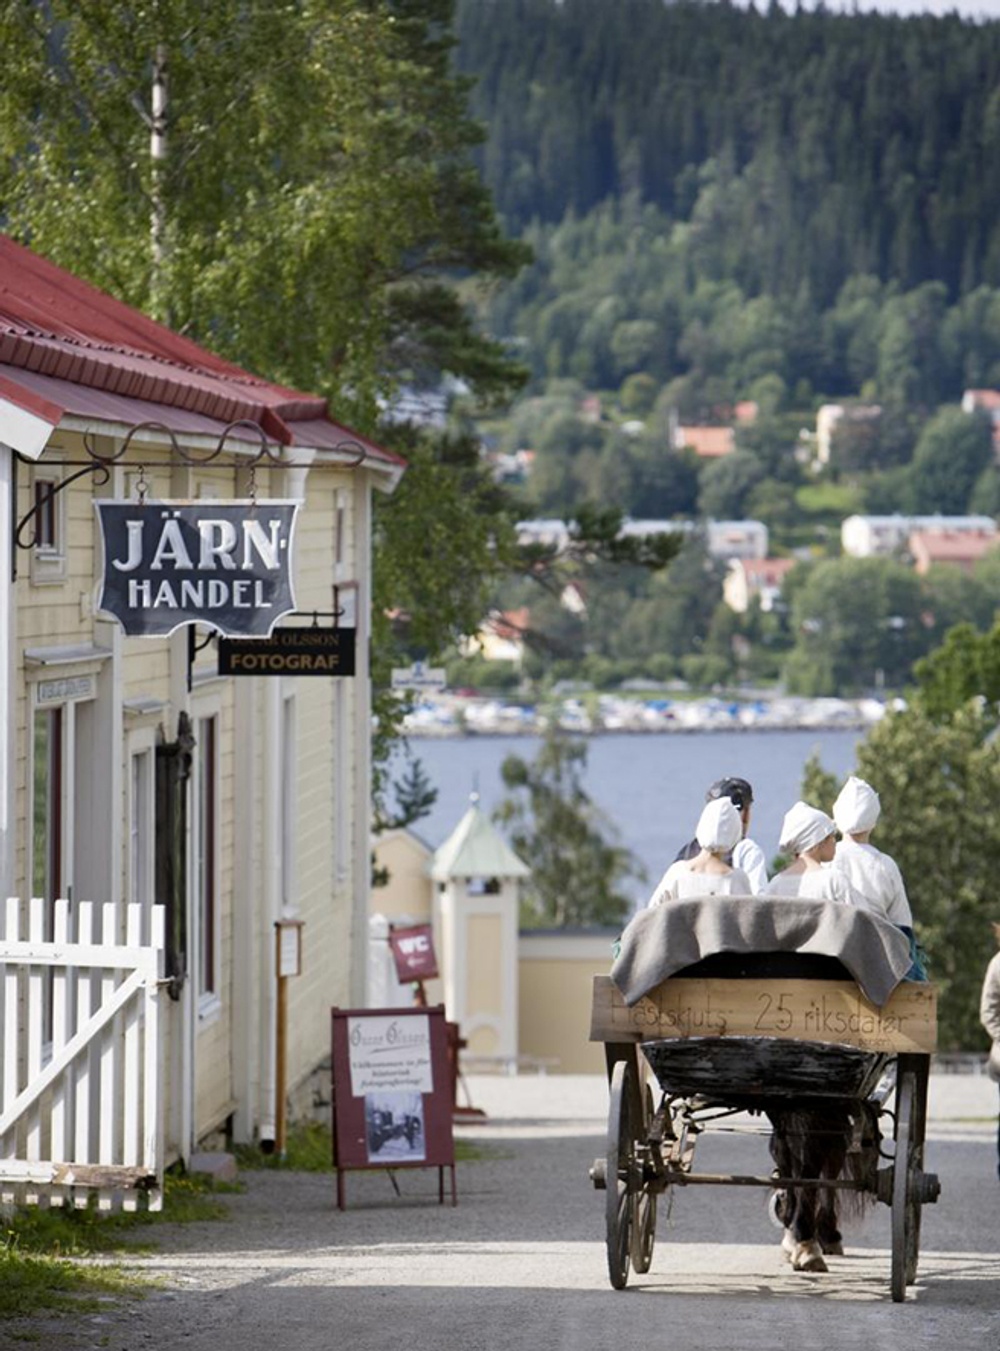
[95,500,300,637]
[388,924,439,984]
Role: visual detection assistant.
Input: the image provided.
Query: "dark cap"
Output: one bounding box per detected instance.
[706,777,754,810]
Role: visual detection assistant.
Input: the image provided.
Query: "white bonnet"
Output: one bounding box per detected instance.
[832,775,881,834]
[779,800,836,856]
[695,797,742,853]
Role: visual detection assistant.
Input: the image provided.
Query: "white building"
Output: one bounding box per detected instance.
[516,518,769,561]
[841,514,997,559]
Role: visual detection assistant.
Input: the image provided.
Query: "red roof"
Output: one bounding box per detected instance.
[676,426,735,458]
[0,234,403,470]
[909,528,999,573]
[739,557,795,586]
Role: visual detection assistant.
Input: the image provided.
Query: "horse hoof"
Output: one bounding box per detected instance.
[821,1239,844,1256]
[781,1229,796,1261]
[791,1240,828,1273]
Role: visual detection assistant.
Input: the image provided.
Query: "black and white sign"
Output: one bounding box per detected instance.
[95,500,300,637]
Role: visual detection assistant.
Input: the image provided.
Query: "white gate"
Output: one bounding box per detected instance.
[0,897,164,1212]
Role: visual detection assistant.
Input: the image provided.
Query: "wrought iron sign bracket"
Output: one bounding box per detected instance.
[14,419,286,563]
[187,626,218,693]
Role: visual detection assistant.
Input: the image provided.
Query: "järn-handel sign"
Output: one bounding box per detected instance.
[95,500,300,637]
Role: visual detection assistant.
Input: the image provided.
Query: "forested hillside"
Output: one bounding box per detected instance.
[452,2,1000,422]
[440,1,1000,699]
[455,0,1000,302]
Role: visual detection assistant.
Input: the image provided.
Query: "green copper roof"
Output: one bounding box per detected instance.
[430,800,530,881]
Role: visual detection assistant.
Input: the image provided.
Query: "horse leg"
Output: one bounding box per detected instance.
[815,1103,852,1255]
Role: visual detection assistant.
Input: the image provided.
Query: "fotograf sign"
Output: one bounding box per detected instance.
[95,500,300,637]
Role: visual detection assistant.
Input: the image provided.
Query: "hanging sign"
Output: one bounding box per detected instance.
[388,924,439,983]
[94,500,300,637]
[218,626,356,677]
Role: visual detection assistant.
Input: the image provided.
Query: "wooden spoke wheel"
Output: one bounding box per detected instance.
[606,1057,640,1289]
[890,1067,924,1302]
[630,1083,657,1274]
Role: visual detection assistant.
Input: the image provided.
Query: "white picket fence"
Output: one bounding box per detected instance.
[0,898,165,1212]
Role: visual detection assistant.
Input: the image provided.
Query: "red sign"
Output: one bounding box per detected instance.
[388,924,439,983]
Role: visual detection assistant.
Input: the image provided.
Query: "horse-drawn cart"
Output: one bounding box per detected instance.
[589,900,940,1303]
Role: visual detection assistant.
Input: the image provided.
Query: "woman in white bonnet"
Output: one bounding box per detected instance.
[766,801,877,910]
[831,776,912,926]
[647,797,752,905]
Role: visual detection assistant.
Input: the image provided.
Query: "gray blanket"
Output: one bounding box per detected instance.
[610,896,913,1008]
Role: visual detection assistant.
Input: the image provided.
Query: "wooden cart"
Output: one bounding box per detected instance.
[589,954,940,1302]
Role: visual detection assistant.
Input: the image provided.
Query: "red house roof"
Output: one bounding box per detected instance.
[0,234,403,473]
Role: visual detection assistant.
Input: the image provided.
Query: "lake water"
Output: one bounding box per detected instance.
[396,728,865,909]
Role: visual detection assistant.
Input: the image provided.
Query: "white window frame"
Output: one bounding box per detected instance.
[191,699,222,1023]
[29,464,67,584]
[126,727,156,939]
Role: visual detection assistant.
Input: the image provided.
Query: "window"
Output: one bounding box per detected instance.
[32,706,63,905]
[281,694,297,908]
[29,470,66,582]
[194,715,218,1003]
[32,480,57,551]
[128,740,155,935]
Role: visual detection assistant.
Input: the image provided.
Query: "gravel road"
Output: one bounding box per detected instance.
[13,1072,1000,1351]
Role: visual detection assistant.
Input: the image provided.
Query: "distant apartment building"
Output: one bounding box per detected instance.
[841,514,997,558]
[516,518,768,561]
[723,557,796,613]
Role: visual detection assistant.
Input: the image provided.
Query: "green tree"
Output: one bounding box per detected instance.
[494,729,643,928]
[855,704,1000,1049]
[904,407,994,515]
[0,1,540,819]
[0,1,529,420]
[784,557,927,695]
[697,451,766,520]
[801,752,839,817]
[911,622,1000,726]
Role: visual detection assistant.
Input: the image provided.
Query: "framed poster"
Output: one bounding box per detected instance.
[330,1005,456,1210]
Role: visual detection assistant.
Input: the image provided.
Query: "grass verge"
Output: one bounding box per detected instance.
[0,1168,236,1320]
[234,1119,502,1170]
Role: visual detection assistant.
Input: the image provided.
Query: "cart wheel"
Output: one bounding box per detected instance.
[606,1057,638,1289]
[630,1083,657,1274]
[890,1068,923,1302]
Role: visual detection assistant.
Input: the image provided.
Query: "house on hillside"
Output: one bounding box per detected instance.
[961,389,1000,453]
[0,235,403,1164]
[908,528,1000,575]
[815,403,882,466]
[461,608,530,666]
[673,425,735,459]
[723,557,795,613]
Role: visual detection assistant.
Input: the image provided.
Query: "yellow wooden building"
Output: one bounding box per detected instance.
[370,804,616,1074]
[0,236,402,1159]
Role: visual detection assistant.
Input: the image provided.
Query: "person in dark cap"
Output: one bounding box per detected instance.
[673,775,768,892]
